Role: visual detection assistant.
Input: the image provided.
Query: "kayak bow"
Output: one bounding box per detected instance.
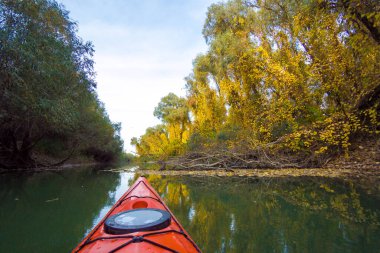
[73,176,201,253]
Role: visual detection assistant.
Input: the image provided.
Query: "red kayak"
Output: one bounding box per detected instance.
[73,176,201,253]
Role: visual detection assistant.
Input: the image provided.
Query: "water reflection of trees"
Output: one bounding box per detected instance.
[146,175,380,253]
[0,168,120,252]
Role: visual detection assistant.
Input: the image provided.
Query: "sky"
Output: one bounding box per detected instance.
[57,0,220,153]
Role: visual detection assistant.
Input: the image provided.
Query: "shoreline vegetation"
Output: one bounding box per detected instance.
[0,0,125,169]
[1,0,379,172]
[131,0,379,173]
[143,136,380,170]
[136,168,380,186]
[133,137,380,181]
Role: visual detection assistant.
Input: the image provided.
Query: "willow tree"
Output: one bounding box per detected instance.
[0,0,123,168]
[185,0,379,158]
[133,0,379,163]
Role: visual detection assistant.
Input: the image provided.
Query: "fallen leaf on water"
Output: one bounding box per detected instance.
[46,198,59,203]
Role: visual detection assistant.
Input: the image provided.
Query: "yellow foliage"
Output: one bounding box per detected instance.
[134,0,380,159]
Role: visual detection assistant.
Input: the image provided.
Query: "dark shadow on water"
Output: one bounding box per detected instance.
[0,166,121,252]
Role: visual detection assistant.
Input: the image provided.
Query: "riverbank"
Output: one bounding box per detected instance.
[135,165,380,196]
[134,136,378,171]
[2,136,377,179]
[0,150,134,173]
[136,167,380,184]
[0,163,99,174]
[325,137,379,170]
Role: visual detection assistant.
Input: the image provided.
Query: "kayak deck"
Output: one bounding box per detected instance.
[73,176,201,253]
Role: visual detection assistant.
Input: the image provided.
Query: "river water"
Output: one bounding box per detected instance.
[0,166,379,252]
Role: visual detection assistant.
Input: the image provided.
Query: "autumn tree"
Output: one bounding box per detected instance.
[154,92,190,142]
[185,0,379,160]
[132,93,190,158]
[134,0,379,165]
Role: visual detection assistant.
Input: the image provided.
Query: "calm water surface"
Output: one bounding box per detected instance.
[0,166,379,252]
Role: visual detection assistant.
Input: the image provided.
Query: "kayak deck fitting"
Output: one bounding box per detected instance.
[73,176,201,253]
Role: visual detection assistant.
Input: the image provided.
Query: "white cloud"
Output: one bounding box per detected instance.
[59,0,216,152]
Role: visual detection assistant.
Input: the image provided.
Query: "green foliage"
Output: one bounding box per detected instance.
[120,153,136,163]
[153,92,189,125]
[0,0,123,167]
